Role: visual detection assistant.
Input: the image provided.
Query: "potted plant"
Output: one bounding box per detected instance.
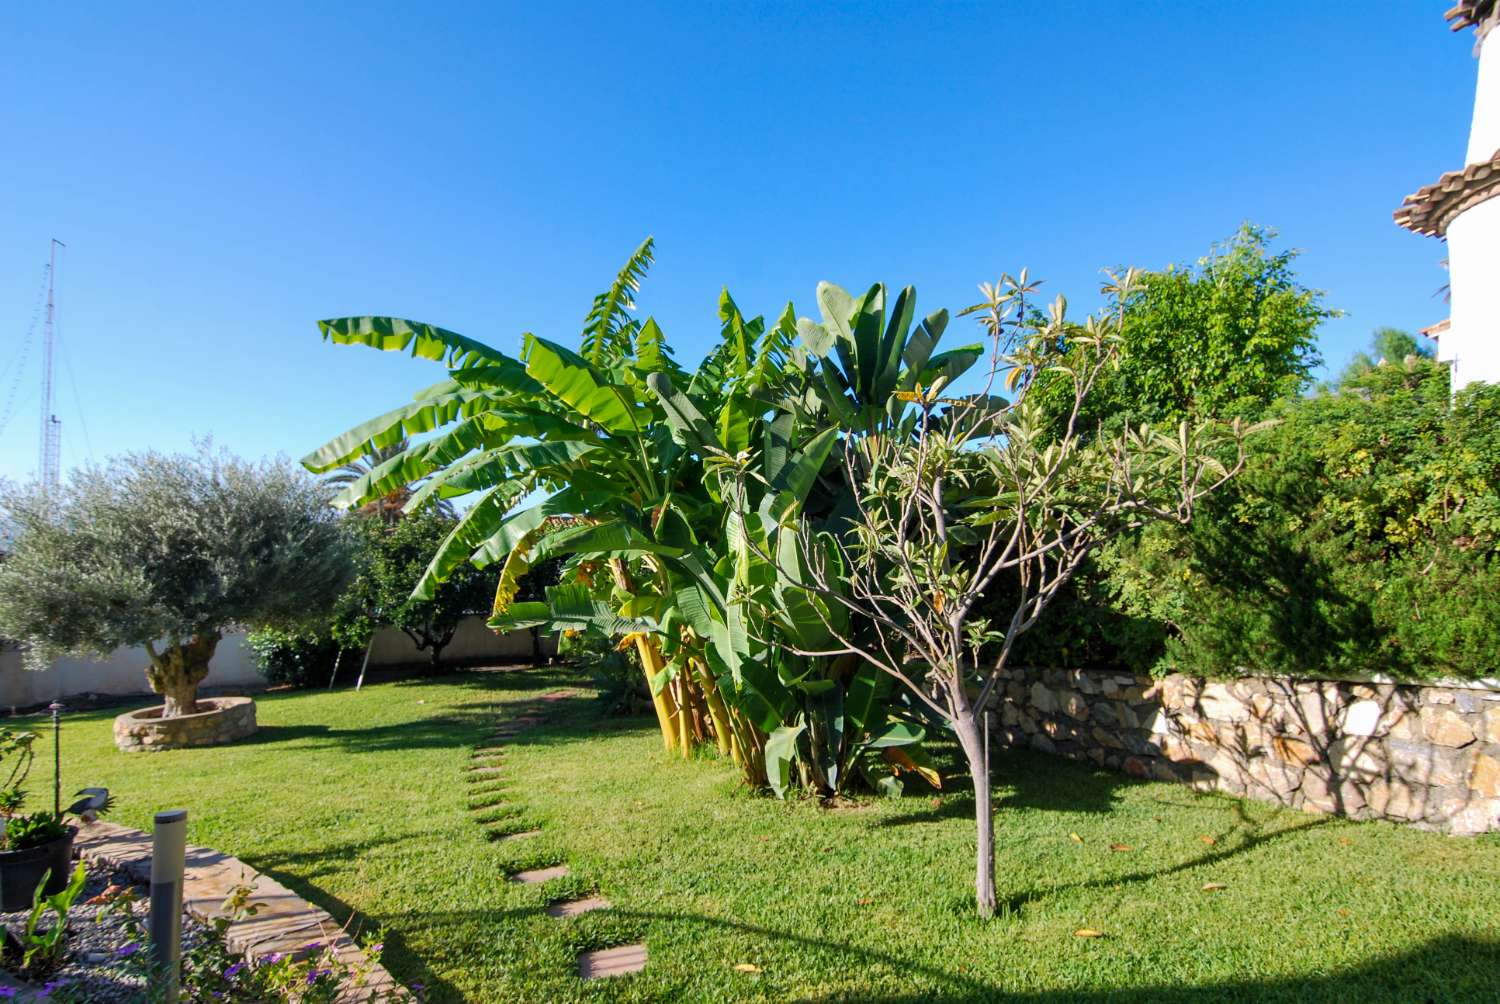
[0,728,72,912]
[0,723,111,912]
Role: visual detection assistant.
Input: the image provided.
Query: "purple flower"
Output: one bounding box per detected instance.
[0,988,16,999]
[224,961,245,978]
[264,951,284,964]
[303,940,323,951]
[116,941,141,957]
[307,968,329,984]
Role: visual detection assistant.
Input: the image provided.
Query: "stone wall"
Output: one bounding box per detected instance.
[989,667,1500,835]
[113,696,259,751]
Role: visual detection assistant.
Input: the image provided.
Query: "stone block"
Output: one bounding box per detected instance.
[1029,682,1057,715]
[1469,752,1500,799]
[1122,756,1150,779]
[1482,707,1500,745]
[1328,736,1387,781]
[1363,776,1424,821]
[1341,699,1383,737]
[1247,757,1302,801]
[1420,687,1456,706]
[1419,706,1476,748]
[1387,739,1464,787]
[1272,734,1320,767]
[1062,693,1090,721]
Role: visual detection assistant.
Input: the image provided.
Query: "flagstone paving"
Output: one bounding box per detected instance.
[75,819,400,1002]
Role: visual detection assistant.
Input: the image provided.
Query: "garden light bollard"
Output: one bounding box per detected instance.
[151,808,188,1003]
[47,702,63,818]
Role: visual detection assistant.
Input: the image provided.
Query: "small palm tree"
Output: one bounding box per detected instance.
[324,439,453,522]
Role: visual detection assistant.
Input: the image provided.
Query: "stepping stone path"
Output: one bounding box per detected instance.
[546,895,610,918]
[509,864,570,884]
[578,944,648,979]
[467,689,645,980]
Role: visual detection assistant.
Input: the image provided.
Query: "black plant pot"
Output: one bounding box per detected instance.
[0,826,76,912]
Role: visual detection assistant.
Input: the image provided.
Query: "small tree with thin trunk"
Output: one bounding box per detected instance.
[752,270,1260,917]
[0,448,351,718]
[339,506,492,673]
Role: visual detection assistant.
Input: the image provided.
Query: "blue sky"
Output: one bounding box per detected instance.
[0,2,1478,482]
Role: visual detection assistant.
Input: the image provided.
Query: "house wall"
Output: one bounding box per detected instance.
[989,667,1500,835]
[0,635,264,710]
[1445,194,1500,392]
[365,615,555,666]
[0,617,553,708]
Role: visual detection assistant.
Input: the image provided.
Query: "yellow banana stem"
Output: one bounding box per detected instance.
[674,675,692,757]
[633,635,678,751]
[691,658,734,758]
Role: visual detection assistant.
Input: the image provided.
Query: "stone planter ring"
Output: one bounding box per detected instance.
[114,696,258,752]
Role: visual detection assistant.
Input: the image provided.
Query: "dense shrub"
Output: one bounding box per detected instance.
[244,626,342,688]
[1032,361,1500,681]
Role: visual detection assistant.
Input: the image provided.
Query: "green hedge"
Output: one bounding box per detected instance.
[1015,361,1500,682]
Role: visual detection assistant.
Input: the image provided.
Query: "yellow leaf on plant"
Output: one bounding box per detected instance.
[1074,928,1106,938]
[733,963,762,973]
[882,748,942,789]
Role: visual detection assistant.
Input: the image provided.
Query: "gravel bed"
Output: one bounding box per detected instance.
[0,858,211,1002]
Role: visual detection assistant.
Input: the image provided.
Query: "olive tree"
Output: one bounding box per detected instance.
[758,270,1259,917]
[0,448,351,717]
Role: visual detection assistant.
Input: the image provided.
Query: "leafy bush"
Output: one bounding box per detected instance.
[1049,360,1500,681]
[244,627,341,688]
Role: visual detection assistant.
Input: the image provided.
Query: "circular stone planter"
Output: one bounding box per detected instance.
[113,696,258,752]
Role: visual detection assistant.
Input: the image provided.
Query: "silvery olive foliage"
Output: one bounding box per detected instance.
[0,447,351,672]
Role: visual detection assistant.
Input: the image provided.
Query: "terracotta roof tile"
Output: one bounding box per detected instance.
[1446,1,1496,32]
[1393,148,1500,236]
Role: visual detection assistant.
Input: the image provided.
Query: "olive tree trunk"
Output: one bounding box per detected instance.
[144,633,220,718]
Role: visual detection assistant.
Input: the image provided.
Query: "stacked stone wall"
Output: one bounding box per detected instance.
[989,668,1500,834]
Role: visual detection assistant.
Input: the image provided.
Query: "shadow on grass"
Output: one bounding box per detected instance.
[363,900,1499,1004]
[788,932,1498,1002]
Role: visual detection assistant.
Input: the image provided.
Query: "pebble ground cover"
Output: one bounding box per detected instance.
[33,666,1500,1002]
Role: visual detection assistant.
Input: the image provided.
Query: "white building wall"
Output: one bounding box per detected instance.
[1466,29,1500,165]
[1445,195,1500,391]
[0,635,264,711]
[0,620,550,708]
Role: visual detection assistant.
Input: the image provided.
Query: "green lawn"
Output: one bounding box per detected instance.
[34,666,1500,1002]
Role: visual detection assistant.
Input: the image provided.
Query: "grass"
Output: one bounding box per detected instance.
[32,665,1500,1002]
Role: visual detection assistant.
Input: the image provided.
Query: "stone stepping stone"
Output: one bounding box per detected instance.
[465,767,504,780]
[547,895,610,918]
[578,943,647,979]
[497,829,542,842]
[509,864,569,884]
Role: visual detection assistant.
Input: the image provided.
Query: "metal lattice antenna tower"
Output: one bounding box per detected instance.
[39,238,64,492]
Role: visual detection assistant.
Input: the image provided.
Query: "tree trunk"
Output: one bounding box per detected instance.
[145,633,219,719]
[955,710,997,918]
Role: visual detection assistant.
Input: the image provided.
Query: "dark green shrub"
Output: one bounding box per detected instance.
[1081,361,1500,681]
[245,626,341,688]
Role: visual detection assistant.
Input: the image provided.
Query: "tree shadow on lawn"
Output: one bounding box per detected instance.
[875,748,1331,917]
[789,932,1499,1003]
[347,901,1498,1004]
